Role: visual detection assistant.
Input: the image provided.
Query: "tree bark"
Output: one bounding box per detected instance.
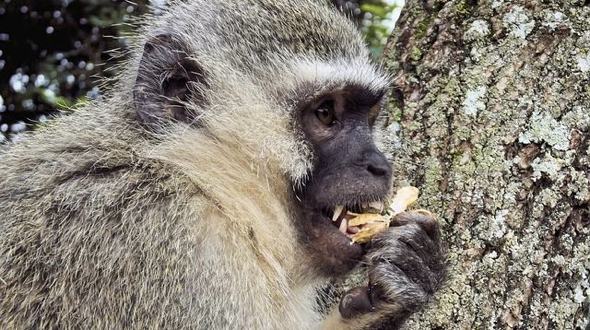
[379,0,590,328]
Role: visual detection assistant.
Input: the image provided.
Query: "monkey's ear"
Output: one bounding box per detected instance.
[133,33,207,125]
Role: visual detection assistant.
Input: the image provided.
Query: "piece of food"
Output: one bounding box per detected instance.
[348,213,387,227]
[349,221,390,244]
[388,186,420,215]
[347,186,421,244]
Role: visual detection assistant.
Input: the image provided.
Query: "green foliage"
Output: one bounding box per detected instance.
[0,0,150,139]
[360,1,398,58]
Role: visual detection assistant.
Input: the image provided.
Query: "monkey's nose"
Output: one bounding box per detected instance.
[364,150,391,177]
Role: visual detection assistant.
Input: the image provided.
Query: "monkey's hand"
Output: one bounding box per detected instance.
[328,211,447,330]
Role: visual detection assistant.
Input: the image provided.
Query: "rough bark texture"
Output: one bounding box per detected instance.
[379,0,590,328]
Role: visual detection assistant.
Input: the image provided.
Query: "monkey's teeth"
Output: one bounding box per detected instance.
[332,205,344,222]
[339,218,348,234]
[369,201,384,212]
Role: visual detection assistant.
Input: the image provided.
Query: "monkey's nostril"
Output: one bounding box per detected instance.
[367,163,388,176]
[364,151,391,177]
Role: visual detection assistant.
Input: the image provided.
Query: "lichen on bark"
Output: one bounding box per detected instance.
[379,0,590,328]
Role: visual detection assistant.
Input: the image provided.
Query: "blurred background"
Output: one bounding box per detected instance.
[0,0,402,142]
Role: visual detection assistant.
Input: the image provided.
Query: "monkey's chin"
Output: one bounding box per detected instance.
[305,214,365,277]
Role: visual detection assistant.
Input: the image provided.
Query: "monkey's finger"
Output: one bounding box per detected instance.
[390,211,439,241]
[339,286,375,319]
[367,227,438,294]
[368,262,428,311]
[371,223,437,260]
[370,223,445,283]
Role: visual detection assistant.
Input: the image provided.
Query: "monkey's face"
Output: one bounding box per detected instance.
[295,85,392,277]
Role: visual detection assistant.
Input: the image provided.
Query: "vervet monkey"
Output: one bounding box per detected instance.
[0,0,446,328]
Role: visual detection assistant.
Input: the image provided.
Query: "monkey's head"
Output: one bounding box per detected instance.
[132,0,391,278]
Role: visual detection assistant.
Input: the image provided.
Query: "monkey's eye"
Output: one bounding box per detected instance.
[315,100,336,126]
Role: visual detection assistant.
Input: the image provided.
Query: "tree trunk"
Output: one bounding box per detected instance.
[379,0,590,328]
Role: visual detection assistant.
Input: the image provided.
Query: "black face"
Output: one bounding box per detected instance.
[294,86,392,277]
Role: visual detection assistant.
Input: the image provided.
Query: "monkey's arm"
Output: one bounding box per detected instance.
[321,212,447,330]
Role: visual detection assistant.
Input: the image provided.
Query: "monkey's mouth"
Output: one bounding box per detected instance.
[301,198,387,276]
[324,201,385,239]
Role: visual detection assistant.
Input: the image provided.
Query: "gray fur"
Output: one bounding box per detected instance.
[0,1,444,329]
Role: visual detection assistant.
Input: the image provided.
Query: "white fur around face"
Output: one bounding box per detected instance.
[291,57,390,94]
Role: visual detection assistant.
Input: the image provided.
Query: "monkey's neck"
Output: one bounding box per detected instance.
[148,125,313,280]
